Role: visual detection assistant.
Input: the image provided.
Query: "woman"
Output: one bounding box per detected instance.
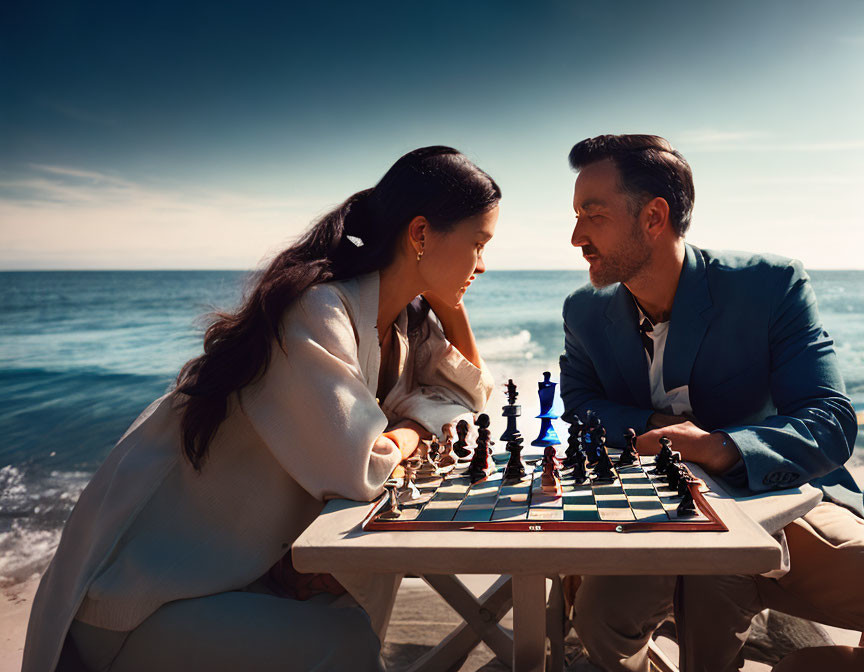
[24,146,500,672]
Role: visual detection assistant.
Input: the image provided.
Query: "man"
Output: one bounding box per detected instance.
[559,134,863,672]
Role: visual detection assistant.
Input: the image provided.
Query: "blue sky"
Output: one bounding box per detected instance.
[1,0,862,269]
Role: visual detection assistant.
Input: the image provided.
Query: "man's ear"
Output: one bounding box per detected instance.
[641,197,670,239]
[407,216,429,252]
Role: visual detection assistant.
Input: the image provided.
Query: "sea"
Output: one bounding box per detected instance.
[2,270,864,587]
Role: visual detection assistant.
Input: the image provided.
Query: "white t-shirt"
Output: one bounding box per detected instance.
[638,311,693,417]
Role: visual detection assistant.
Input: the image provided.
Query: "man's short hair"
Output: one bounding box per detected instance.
[568,134,695,237]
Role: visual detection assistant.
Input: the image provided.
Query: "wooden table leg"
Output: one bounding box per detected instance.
[406,575,513,672]
[512,574,547,672]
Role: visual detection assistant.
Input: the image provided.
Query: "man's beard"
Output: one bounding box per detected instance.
[587,221,651,289]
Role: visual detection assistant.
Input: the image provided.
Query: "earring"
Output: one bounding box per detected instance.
[416,247,424,262]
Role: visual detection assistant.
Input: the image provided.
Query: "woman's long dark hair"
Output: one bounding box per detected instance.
[175,146,501,470]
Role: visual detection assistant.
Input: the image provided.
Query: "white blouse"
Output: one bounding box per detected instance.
[23,271,494,672]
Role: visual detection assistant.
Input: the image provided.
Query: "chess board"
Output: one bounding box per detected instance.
[363,450,727,532]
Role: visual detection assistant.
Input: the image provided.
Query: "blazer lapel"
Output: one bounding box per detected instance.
[664,244,713,392]
[605,284,652,408]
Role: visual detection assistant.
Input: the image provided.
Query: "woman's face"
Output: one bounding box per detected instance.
[420,205,498,306]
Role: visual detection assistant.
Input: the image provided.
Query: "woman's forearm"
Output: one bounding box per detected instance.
[423,297,482,368]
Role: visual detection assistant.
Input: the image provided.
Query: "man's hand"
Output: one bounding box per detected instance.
[636,421,740,475]
[647,412,690,429]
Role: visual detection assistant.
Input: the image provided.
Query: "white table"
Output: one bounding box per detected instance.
[293,466,822,672]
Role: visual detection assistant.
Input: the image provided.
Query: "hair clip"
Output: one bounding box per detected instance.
[345,235,365,248]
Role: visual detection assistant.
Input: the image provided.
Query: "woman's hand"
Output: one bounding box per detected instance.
[382,419,429,460]
[422,292,482,367]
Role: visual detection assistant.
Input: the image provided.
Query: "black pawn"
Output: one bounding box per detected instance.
[468,414,492,484]
[677,467,692,498]
[570,446,588,483]
[592,439,616,483]
[503,433,526,482]
[583,414,602,466]
[652,436,673,474]
[665,451,683,489]
[452,419,471,458]
[677,486,697,516]
[616,428,639,468]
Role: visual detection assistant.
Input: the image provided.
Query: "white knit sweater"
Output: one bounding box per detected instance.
[23,271,494,672]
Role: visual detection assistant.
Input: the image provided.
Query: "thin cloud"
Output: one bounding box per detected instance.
[1,165,301,212]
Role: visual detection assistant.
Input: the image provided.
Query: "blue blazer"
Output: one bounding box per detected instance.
[560,243,862,516]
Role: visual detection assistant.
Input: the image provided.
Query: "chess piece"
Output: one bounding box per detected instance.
[616,428,639,467]
[428,434,441,461]
[583,413,604,465]
[665,451,683,489]
[677,484,697,516]
[453,419,471,460]
[676,466,692,497]
[437,424,457,471]
[592,437,616,483]
[531,372,561,447]
[378,483,402,520]
[468,414,492,483]
[651,436,673,474]
[502,432,526,482]
[561,409,584,466]
[500,379,521,442]
[541,444,562,493]
[398,456,422,502]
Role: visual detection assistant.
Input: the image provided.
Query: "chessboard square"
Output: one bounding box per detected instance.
[633,510,670,522]
[498,493,529,505]
[430,491,467,501]
[459,502,495,511]
[453,507,495,522]
[595,498,630,509]
[422,499,461,510]
[438,482,470,493]
[527,508,564,521]
[467,484,499,496]
[629,499,665,511]
[392,508,422,521]
[466,495,499,506]
[563,493,595,505]
[594,492,626,504]
[500,483,532,495]
[598,506,636,521]
[563,503,595,512]
[414,508,456,522]
[622,485,656,496]
[593,484,624,495]
[531,497,564,508]
[491,508,528,521]
[564,509,601,521]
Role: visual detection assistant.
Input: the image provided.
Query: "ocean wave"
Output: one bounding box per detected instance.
[0,465,89,586]
[475,329,541,361]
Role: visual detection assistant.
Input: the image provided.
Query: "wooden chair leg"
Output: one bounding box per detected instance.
[546,575,565,672]
[647,638,679,672]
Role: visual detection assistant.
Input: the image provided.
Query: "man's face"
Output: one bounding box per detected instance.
[571,159,651,288]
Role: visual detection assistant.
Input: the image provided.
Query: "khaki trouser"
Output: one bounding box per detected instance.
[571,501,864,672]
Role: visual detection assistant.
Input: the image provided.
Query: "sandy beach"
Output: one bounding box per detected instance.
[3,567,861,671]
